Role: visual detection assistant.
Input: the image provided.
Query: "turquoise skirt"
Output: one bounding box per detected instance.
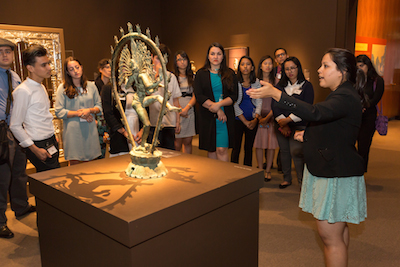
[215,118,228,148]
[299,165,367,224]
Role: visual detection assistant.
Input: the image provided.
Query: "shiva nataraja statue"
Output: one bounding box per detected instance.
[110,22,180,179]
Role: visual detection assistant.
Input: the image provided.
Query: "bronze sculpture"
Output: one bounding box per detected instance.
[111,23,180,179]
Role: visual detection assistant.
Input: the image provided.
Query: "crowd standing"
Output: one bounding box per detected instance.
[1,35,384,267]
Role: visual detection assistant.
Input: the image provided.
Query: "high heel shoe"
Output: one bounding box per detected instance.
[279,181,292,189]
[264,172,272,182]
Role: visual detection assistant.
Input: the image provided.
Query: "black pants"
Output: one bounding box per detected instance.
[147,127,176,150]
[0,131,29,225]
[25,135,60,172]
[231,119,257,166]
[357,112,376,172]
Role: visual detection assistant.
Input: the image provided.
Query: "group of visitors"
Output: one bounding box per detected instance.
[0,36,385,267]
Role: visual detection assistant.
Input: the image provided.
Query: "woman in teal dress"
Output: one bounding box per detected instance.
[55,57,102,165]
[248,48,367,266]
[194,43,238,161]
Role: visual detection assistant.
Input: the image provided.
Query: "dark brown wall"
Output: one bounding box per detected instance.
[160,0,356,103]
[1,0,162,79]
[1,0,356,103]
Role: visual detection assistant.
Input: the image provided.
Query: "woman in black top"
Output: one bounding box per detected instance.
[272,57,314,188]
[356,54,384,172]
[247,48,367,267]
[193,43,238,161]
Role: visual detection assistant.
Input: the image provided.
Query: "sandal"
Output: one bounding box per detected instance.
[264,172,272,182]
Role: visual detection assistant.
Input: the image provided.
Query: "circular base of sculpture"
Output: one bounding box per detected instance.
[125,146,167,179]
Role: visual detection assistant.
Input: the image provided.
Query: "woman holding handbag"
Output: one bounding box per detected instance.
[272,56,314,188]
[356,54,385,172]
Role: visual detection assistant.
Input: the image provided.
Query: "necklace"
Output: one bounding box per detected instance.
[210,68,219,73]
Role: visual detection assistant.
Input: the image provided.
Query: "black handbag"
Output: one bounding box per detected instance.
[0,120,9,164]
[0,78,12,165]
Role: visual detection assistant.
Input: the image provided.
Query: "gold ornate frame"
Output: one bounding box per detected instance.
[0,24,66,156]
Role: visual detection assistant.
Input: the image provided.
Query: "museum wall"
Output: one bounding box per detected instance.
[0,0,162,79]
[356,0,400,118]
[1,0,357,103]
[159,0,357,103]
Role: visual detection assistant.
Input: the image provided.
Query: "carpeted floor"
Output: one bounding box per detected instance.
[1,121,400,267]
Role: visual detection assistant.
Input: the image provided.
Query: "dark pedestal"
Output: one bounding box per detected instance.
[29,150,263,267]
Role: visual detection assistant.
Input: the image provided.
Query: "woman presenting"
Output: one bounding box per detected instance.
[248,48,366,267]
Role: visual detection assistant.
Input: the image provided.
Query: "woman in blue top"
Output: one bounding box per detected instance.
[272,57,314,188]
[194,43,238,161]
[231,56,261,166]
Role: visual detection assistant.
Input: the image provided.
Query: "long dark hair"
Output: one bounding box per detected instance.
[355,68,370,108]
[277,56,305,88]
[201,42,234,92]
[63,56,88,99]
[356,54,379,81]
[356,54,378,108]
[326,48,357,84]
[257,55,274,84]
[174,50,194,87]
[237,56,256,84]
[327,48,368,107]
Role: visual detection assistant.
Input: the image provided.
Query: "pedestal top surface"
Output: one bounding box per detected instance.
[29,149,263,246]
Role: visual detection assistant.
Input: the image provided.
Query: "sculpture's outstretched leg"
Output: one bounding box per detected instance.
[132,100,151,150]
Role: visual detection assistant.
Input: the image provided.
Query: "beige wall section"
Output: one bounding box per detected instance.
[160,0,356,103]
[356,0,400,118]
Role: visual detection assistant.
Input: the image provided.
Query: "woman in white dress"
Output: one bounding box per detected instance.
[174,51,196,153]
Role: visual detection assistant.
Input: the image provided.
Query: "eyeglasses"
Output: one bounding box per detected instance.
[275,53,286,58]
[0,50,12,56]
[284,66,298,72]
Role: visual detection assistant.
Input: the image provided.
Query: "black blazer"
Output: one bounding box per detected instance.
[194,68,238,152]
[101,84,129,154]
[276,81,364,177]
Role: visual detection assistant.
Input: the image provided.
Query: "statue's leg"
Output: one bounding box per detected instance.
[145,95,180,113]
[132,101,151,148]
[142,95,159,107]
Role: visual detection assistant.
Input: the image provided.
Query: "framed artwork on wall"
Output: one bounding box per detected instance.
[225,47,249,73]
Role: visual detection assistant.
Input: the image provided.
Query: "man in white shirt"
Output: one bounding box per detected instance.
[0,38,36,239]
[147,44,181,150]
[10,45,60,172]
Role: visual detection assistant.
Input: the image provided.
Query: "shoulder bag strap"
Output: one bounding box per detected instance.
[5,70,13,119]
[373,79,383,116]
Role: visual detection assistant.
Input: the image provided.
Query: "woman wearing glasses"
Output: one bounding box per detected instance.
[174,51,196,154]
[272,57,314,188]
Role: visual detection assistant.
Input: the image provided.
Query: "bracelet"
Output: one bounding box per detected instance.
[187,103,193,109]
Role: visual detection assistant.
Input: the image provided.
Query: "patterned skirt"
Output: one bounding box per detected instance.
[299,165,367,224]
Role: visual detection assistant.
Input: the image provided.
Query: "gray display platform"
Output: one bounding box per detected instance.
[28,149,264,267]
